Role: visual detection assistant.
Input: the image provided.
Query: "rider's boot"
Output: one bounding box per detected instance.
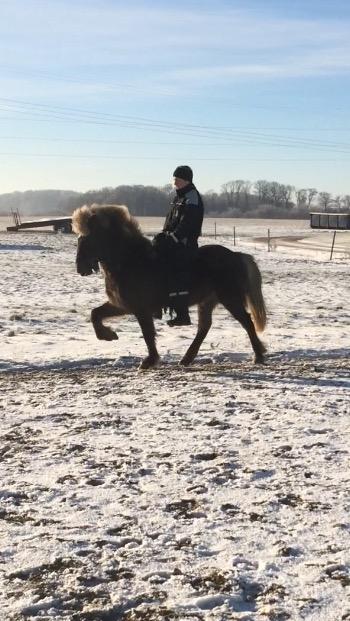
[167,310,191,327]
[167,293,191,327]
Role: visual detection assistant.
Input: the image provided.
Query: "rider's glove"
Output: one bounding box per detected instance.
[152,232,167,246]
[168,232,179,244]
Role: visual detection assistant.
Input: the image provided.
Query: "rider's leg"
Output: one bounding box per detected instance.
[167,246,192,326]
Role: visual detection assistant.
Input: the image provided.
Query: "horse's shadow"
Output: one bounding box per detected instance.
[3,347,347,377]
[162,346,349,368]
[265,347,349,363]
[184,347,349,390]
[99,346,350,371]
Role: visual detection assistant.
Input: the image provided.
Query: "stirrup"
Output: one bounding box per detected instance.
[167,313,191,327]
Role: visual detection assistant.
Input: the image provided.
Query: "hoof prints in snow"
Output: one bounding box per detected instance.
[1,355,349,620]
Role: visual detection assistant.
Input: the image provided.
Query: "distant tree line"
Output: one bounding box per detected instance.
[69,180,350,219]
[205,180,350,218]
[69,185,172,217]
[0,189,77,216]
[1,181,350,219]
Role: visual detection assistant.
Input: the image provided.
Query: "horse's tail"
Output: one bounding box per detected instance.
[241,254,267,333]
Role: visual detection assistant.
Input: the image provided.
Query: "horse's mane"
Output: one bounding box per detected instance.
[72,203,143,238]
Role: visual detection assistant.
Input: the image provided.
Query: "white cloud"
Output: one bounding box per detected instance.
[1,2,349,64]
[161,48,350,85]
[0,0,350,101]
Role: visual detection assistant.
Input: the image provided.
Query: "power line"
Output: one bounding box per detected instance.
[2,115,350,154]
[1,135,350,150]
[1,97,350,153]
[0,152,348,162]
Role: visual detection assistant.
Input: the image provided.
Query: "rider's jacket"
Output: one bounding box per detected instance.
[163,183,204,250]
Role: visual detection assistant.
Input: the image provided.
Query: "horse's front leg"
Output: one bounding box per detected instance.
[91,302,124,341]
[135,312,160,370]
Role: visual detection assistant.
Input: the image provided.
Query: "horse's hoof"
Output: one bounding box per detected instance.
[97,328,118,341]
[108,332,118,341]
[179,357,193,366]
[139,356,160,370]
[254,354,265,364]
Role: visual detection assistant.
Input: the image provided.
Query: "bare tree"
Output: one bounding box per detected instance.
[296,188,307,208]
[318,192,332,212]
[279,184,295,208]
[341,195,350,210]
[221,181,235,207]
[233,179,245,207]
[254,180,271,204]
[269,182,281,205]
[242,180,252,208]
[221,180,251,209]
[332,195,342,211]
[305,188,318,210]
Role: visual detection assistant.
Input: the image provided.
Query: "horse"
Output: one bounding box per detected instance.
[72,204,267,370]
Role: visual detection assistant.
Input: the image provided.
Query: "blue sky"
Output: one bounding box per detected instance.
[0,0,350,196]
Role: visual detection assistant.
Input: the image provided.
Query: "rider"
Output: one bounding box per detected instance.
[153,165,204,326]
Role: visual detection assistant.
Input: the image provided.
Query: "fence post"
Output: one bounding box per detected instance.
[267,228,271,252]
[214,221,217,239]
[233,226,236,246]
[329,230,337,260]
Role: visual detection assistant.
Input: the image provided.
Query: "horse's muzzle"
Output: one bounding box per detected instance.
[77,264,94,276]
[76,259,99,276]
[76,235,99,276]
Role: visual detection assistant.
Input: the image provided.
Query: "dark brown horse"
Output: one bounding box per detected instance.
[72,204,267,369]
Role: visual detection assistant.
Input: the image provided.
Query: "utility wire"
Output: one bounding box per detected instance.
[1,97,350,151]
[0,152,348,162]
[0,98,350,154]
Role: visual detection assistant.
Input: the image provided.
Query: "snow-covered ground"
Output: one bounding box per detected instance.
[0,225,349,621]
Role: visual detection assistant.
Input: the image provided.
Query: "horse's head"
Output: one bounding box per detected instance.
[75,235,99,276]
[72,203,140,276]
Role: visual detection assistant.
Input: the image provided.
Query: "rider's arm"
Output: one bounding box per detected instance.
[172,190,203,243]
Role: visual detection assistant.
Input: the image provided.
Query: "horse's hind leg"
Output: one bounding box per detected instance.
[221,297,266,363]
[180,297,216,366]
[91,302,124,341]
[135,312,160,370]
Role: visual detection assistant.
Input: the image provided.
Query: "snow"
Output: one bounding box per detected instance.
[0,224,349,621]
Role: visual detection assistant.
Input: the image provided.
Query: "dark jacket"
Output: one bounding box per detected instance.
[163,183,204,249]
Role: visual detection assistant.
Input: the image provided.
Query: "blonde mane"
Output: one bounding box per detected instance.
[72,203,142,237]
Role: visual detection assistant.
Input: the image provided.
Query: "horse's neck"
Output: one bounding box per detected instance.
[103,235,152,274]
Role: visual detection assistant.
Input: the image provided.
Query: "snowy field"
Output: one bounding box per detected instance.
[0,223,349,621]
